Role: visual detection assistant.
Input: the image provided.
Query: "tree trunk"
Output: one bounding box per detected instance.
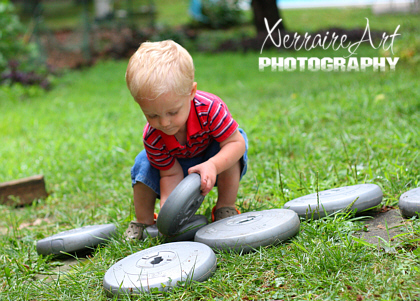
[22,0,42,16]
[251,0,285,35]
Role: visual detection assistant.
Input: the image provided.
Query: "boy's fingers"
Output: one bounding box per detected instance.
[201,177,213,195]
[201,177,208,193]
[205,177,216,195]
[188,165,214,194]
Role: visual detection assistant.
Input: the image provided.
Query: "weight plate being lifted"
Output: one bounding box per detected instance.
[157,173,205,236]
[194,209,300,253]
[103,241,217,297]
[283,184,383,219]
[399,187,420,217]
[36,224,116,255]
[144,215,208,242]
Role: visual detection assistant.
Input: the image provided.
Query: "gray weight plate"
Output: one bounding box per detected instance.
[157,173,205,236]
[103,241,217,297]
[283,184,383,219]
[143,224,160,238]
[144,215,208,242]
[169,215,208,242]
[399,187,420,217]
[36,223,116,255]
[194,209,300,253]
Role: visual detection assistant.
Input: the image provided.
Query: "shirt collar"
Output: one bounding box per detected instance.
[187,98,202,136]
[159,98,202,150]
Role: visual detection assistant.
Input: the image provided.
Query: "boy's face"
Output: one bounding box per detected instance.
[137,83,197,136]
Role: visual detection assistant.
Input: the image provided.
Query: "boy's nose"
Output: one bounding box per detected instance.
[160,117,170,127]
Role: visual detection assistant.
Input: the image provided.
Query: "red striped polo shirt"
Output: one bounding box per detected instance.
[143,90,239,170]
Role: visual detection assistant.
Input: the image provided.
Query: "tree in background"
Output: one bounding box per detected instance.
[20,0,41,15]
[251,0,285,36]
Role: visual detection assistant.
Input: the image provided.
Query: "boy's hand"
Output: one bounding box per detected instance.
[188,161,218,196]
[188,130,245,196]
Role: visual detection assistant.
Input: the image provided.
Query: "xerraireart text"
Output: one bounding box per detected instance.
[259,18,400,72]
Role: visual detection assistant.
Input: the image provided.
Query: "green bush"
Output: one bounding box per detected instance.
[201,0,243,29]
[0,0,50,89]
[0,0,28,73]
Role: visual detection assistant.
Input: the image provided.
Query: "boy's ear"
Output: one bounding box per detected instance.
[190,82,197,100]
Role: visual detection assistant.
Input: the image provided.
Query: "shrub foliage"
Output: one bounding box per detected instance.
[0,0,49,90]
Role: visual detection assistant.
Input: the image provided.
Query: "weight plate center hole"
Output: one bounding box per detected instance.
[150,256,164,265]
[237,216,256,224]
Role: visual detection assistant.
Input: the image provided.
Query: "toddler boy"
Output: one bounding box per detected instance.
[125,40,248,240]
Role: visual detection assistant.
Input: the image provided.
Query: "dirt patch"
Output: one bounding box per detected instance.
[35,251,90,282]
[35,257,81,282]
[357,209,414,248]
[40,26,148,71]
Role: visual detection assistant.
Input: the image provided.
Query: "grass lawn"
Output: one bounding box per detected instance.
[1,6,420,301]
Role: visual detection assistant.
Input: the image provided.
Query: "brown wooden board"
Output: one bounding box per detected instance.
[0,175,48,206]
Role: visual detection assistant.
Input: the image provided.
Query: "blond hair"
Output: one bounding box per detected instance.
[126,40,195,100]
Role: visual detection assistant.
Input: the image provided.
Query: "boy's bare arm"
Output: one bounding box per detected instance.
[189,129,246,195]
[209,129,245,174]
[159,160,184,207]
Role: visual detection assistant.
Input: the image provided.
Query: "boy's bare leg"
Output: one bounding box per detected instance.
[133,182,158,225]
[215,160,241,209]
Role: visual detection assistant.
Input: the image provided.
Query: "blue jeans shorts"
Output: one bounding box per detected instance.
[131,128,248,197]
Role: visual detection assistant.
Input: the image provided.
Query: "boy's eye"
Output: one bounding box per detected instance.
[168,111,178,116]
[147,115,157,119]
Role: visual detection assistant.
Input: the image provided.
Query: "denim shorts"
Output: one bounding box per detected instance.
[131,128,248,197]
